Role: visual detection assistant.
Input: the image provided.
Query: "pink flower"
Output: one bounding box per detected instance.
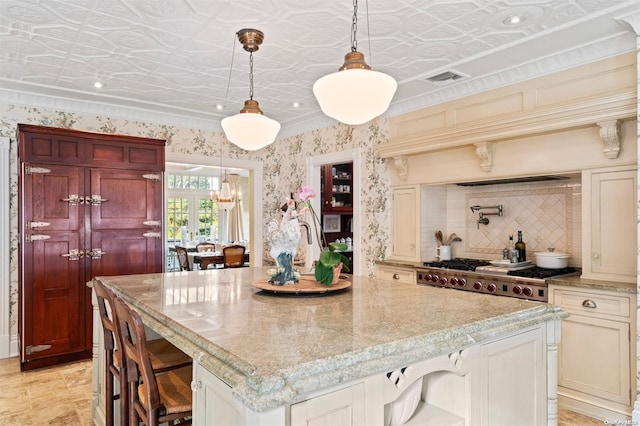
[297,186,316,202]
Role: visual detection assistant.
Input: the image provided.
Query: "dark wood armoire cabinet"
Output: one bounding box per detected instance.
[18,124,165,370]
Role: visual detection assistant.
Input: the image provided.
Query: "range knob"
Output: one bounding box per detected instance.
[450,277,458,285]
[523,287,534,297]
[431,274,440,283]
[486,283,497,292]
[439,277,448,285]
[512,285,522,295]
[473,281,482,290]
[457,278,467,287]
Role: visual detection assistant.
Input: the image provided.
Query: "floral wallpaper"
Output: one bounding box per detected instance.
[0,104,392,338]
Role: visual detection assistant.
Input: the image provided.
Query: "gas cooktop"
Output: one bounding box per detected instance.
[422,258,491,271]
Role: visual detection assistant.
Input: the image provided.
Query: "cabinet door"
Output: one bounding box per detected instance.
[21,232,87,362]
[21,165,88,365]
[558,314,630,405]
[90,229,163,277]
[391,186,420,262]
[90,168,163,230]
[480,327,546,426]
[291,382,366,426]
[582,167,637,281]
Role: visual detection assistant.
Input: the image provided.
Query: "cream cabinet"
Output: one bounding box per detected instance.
[375,264,417,284]
[390,185,421,262]
[581,166,637,283]
[549,285,636,421]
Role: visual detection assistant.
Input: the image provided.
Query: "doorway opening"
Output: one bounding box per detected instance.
[307,149,362,276]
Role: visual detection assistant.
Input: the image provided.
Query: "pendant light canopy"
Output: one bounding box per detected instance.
[313,0,397,126]
[221,29,280,151]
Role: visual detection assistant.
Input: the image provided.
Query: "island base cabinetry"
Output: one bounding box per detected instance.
[189,324,557,426]
[549,284,636,421]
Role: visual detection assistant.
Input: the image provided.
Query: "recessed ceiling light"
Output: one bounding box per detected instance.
[93,81,103,89]
[292,102,301,108]
[503,14,527,25]
[216,104,224,111]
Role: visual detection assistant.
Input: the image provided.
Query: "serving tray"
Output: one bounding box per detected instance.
[489,260,532,268]
[252,275,351,294]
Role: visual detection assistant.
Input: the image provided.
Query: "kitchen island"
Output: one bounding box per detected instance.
[91,267,567,426]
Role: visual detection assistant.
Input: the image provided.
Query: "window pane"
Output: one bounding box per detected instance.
[167,198,189,242]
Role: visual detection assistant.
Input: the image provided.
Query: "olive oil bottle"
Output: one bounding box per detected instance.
[515,230,526,262]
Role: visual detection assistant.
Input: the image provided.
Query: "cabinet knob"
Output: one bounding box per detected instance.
[582,299,597,309]
[190,380,202,391]
[392,273,400,280]
[592,252,599,259]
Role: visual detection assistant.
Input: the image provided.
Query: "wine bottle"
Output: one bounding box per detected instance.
[515,230,526,262]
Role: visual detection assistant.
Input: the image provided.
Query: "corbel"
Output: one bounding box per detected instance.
[597,119,621,159]
[393,156,409,181]
[473,142,494,172]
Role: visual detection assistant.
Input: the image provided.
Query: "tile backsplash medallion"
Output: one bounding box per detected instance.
[421,176,582,266]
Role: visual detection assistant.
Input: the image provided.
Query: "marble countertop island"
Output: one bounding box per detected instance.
[95,267,567,414]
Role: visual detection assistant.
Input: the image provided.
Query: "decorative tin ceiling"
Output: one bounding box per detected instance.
[0,0,637,138]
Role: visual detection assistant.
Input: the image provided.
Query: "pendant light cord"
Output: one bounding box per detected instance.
[249,52,254,100]
[350,0,358,52]
[365,0,372,64]
[222,34,237,110]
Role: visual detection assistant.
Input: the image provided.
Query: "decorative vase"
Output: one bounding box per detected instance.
[330,262,343,285]
[268,252,300,285]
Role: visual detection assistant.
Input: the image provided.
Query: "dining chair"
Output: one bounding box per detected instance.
[223,244,246,268]
[113,295,193,426]
[93,279,191,426]
[195,243,218,269]
[174,246,191,271]
[195,242,215,252]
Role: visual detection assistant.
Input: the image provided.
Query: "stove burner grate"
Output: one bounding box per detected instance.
[507,266,577,279]
[422,258,492,271]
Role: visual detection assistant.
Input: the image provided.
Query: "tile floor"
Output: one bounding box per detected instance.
[0,356,608,425]
[0,357,92,425]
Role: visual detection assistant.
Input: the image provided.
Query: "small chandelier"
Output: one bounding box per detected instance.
[313,0,397,126]
[210,170,238,211]
[221,29,281,151]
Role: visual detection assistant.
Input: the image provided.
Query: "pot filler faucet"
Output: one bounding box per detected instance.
[470,205,503,229]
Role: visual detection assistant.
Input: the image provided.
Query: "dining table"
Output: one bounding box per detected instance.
[187,250,250,270]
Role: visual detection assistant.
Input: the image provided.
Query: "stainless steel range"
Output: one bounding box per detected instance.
[417,258,578,302]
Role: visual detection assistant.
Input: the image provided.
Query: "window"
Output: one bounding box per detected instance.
[166,173,220,243]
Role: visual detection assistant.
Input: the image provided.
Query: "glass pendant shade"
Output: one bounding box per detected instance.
[314,50,397,126]
[221,100,280,151]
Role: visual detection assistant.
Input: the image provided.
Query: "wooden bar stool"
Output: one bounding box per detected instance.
[94,279,191,426]
[113,295,193,426]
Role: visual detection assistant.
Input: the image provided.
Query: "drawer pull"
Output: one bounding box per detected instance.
[582,299,597,309]
[392,273,400,280]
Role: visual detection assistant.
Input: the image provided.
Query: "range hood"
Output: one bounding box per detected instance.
[456,175,570,187]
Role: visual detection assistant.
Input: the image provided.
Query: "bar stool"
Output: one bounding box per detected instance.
[93,279,191,426]
[113,295,193,426]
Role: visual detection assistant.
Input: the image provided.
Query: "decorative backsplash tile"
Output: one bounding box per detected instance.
[423,177,582,266]
[465,186,575,257]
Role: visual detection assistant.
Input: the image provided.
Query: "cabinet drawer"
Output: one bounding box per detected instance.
[551,287,631,319]
[376,265,416,284]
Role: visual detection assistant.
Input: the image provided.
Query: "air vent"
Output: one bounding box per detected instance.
[425,70,467,85]
[456,175,570,186]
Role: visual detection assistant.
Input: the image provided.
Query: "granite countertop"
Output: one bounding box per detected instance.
[96,267,566,412]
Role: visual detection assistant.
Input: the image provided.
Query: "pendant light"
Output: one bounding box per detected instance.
[215,169,237,211]
[221,29,280,151]
[313,0,397,126]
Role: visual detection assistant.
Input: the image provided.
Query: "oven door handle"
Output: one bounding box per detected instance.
[582,299,597,309]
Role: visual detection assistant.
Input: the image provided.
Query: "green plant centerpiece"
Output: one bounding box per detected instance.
[296,186,351,286]
[315,242,351,285]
